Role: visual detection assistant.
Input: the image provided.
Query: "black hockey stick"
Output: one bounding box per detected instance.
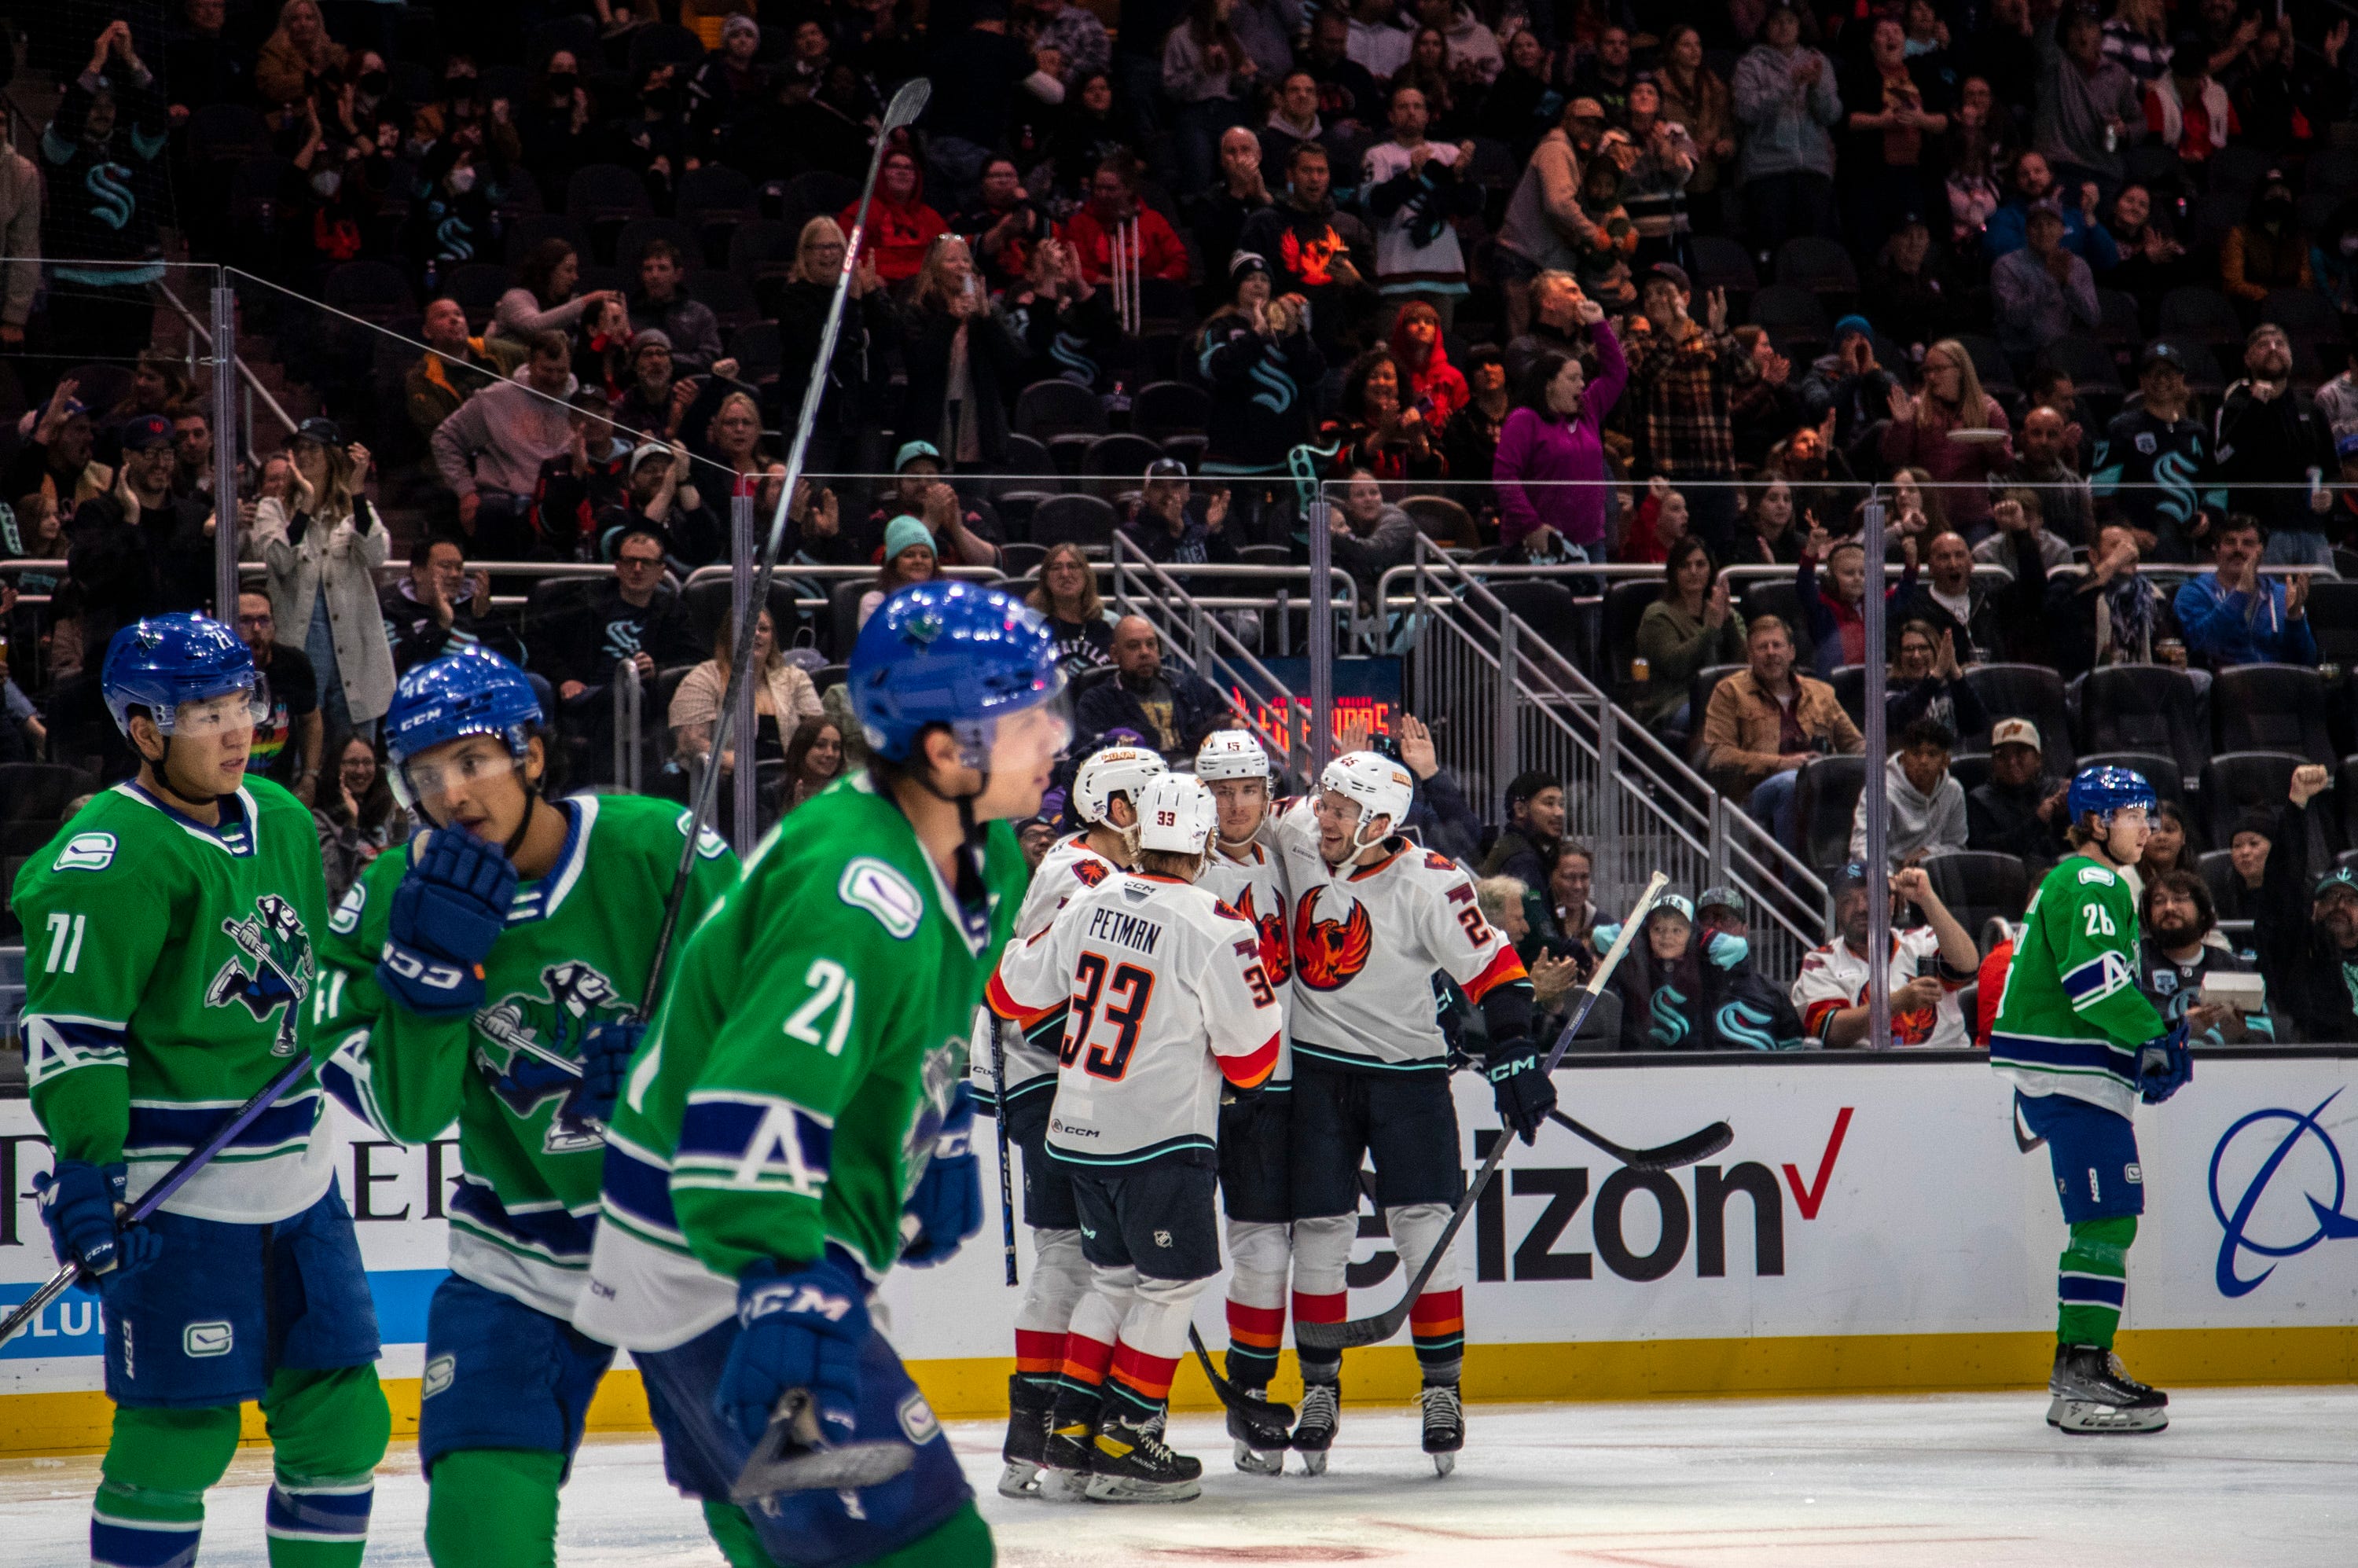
[1295,873,1669,1354]
[992,1023,1018,1287]
[1185,1324,1296,1438]
[730,1389,916,1503]
[2,1051,314,1346]
[635,76,933,1023]
[1546,1109,1732,1174]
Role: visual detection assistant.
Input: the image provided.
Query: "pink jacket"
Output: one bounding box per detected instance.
[1492,318,1627,549]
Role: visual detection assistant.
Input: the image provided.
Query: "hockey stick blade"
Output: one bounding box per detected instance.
[1546,1110,1732,1173]
[729,1390,916,1504]
[1186,1324,1295,1438]
[1296,874,1670,1353]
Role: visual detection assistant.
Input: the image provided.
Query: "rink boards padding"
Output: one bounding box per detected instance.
[6,1052,2356,1455]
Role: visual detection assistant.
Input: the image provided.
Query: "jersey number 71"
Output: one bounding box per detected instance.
[1063,951,1153,1081]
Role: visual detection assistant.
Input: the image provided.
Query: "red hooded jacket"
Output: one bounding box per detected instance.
[840,159,948,285]
[1389,316,1469,430]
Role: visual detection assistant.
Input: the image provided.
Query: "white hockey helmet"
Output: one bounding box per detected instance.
[1320,750,1415,846]
[1135,773,1218,855]
[1194,728,1273,781]
[1073,745,1168,826]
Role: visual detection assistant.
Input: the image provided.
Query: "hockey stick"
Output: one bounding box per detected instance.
[1,1051,314,1346]
[1186,1324,1296,1437]
[1545,1109,1732,1174]
[634,76,934,1023]
[729,1388,916,1503]
[992,1023,1018,1287]
[1295,872,1669,1353]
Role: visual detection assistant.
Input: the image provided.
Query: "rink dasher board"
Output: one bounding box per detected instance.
[2,1052,2354,1452]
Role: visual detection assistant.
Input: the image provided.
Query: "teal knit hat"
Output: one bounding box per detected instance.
[883,514,935,561]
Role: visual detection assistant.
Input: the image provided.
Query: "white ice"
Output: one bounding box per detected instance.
[4,1388,2352,1566]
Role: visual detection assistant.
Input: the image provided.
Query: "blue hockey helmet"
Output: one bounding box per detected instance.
[850,581,1066,763]
[384,646,545,768]
[101,612,263,736]
[2066,764,2158,826]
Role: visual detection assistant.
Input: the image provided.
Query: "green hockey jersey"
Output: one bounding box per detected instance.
[314,794,739,1319]
[1989,853,2168,1118]
[14,780,332,1224]
[572,773,1027,1353]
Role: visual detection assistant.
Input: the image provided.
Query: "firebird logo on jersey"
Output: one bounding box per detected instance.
[1071,860,1110,887]
[1293,890,1373,991]
[475,961,626,1153]
[1278,225,1343,287]
[205,895,314,1056]
[1229,886,1292,984]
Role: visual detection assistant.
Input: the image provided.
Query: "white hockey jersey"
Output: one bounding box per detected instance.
[1790,927,1971,1050]
[1272,799,1526,1071]
[990,832,1124,1107]
[1195,835,1294,1085]
[989,872,1281,1165]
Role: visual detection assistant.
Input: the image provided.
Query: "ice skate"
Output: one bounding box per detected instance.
[1291,1381,1340,1474]
[2048,1345,2169,1434]
[1085,1411,1203,1503]
[1229,1386,1288,1475]
[998,1374,1054,1497]
[1420,1383,1465,1475]
[1038,1389,1100,1500]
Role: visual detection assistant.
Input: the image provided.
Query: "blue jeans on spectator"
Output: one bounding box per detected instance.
[1747,767,1803,852]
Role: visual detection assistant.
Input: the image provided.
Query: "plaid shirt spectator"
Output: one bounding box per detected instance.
[1624,317,1741,481]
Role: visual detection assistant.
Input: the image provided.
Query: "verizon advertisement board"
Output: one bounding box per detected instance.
[6,1055,2355,1404]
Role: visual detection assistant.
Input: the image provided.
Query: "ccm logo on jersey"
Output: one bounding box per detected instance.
[53,832,117,872]
[839,857,924,938]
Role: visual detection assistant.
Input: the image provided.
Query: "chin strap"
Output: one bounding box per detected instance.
[503,783,547,861]
[898,761,995,938]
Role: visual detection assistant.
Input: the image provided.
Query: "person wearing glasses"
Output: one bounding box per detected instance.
[230,589,321,804]
[527,521,699,780]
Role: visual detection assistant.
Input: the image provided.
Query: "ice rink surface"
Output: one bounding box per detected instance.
[4,1387,2352,1566]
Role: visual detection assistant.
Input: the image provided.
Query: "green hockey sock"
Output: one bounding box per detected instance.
[428,1449,567,1568]
[93,1405,241,1568]
[703,1500,784,1568]
[261,1365,389,1567]
[699,1498,993,1568]
[2058,1215,2138,1350]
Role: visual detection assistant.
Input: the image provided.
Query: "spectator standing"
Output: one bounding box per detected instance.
[167,407,218,505]
[1618,81,1699,264]
[924,2,1042,201]
[2034,9,2143,195]
[494,240,622,345]
[1478,769,1565,887]
[626,242,722,374]
[163,0,255,120]
[1196,255,1324,488]
[1993,207,2100,366]
[2215,325,2338,562]
[40,24,171,365]
[1074,613,1233,759]
[1837,16,1951,259]
[1564,151,1639,308]
[1326,349,1446,483]
[898,235,1027,471]
[2103,0,2174,84]
[1027,541,1115,672]
[687,17,771,167]
[1625,264,1743,553]
[406,298,529,440]
[1362,86,1481,323]
[2091,342,2220,561]
[1302,7,1383,131]
[519,49,600,201]
[1033,0,1112,83]
[1259,68,1334,173]
[1849,716,1968,868]
[1867,215,1960,358]
[2050,523,2186,676]
[1982,151,2121,268]
[65,413,211,641]
[430,329,579,558]
[1344,0,1413,83]
[2173,516,2318,670]
[1442,345,1509,528]
[774,217,891,480]
[253,0,344,106]
[2254,764,2358,1043]
[2220,173,2312,310]
[1495,103,1585,336]
[2143,33,2232,171]
[1730,329,1805,470]
[840,145,948,286]
[1658,24,1735,233]
[1502,270,1585,387]
[1238,143,1376,357]
[1122,458,1242,564]
[379,534,523,673]
[2138,870,2273,1045]
[0,113,37,352]
[1193,130,1274,305]
[1794,864,1979,1048]
[1968,718,2072,874]
[1879,338,2012,538]
[669,607,824,780]
[230,589,320,802]
[1731,3,1843,257]
[1390,300,1467,430]
[1162,0,1259,196]
[1702,615,1864,846]
[1493,300,1624,564]
[252,420,393,741]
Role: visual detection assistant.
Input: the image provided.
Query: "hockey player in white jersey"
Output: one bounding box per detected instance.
[1276,751,1551,1471]
[1191,728,1298,1473]
[985,744,1166,1497]
[990,773,1283,1501]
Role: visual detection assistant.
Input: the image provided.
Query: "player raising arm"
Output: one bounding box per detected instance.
[1989,766,2191,1434]
[991,774,1282,1500]
[573,582,1067,1568]
[15,614,389,1568]
[311,648,739,1566]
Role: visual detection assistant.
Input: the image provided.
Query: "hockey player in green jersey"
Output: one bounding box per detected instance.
[13,612,390,1568]
[574,580,1068,1567]
[1989,764,2192,1435]
[311,647,740,1566]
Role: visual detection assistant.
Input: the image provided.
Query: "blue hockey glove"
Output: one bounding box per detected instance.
[899,1085,982,1268]
[720,1255,871,1447]
[32,1161,159,1294]
[2138,1020,2194,1104]
[1485,1040,1557,1145]
[575,1019,644,1126]
[378,827,519,1017]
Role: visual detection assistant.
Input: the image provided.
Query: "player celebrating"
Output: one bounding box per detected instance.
[1276,751,1549,1473]
[1989,765,2191,1434]
[15,613,390,1568]
[990,773,1283,1501]
[987,744,1166,1498]
[311,648,740,1565]
[573,582,1066,1567]
[1191,727,1298,1473]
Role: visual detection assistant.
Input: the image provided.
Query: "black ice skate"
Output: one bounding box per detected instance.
[2047,1344,2169,1434]
[1420,1383,1465,1475]
[1086,1411,1204,1503]
[1039,1388,1100,1501]
[998,1375,1055,1498]
[1291,1381,1341,1475]
[1229,1386,1289,1475]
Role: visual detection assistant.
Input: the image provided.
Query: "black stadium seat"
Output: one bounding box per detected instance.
[2076,665,2208,784]
[1796,755,1867,874]
[2213,663,2336,766]
[1688,663,1746,764]
[1926,850,2029,936]
[1601,579,1661,682]
[1030,494,1118,550]
[1960,664,2074,771]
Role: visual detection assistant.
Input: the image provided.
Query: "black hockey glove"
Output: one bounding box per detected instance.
[1485,1040,1556,1146]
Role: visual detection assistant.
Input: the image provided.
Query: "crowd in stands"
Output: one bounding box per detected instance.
[12,0,2358,1043]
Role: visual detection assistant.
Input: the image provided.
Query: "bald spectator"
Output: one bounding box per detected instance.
[1073,615,1234,760]
[406,297,529,439]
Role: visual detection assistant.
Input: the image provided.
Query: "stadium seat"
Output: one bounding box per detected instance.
[628,23,711,75]
[2077,751,2184,803]
[323,260,416,325]
[615,216,699,278]
[2158,285,2243,351]
[1827,665,1866,727]
[1739,580,1803,633]
[2263,286,2342,344]
[2199,751,2326,863]
[1745,284,1830,341]
[1688,663,1747,763]
[1960,664,2074,770]
[2094,288,2145,351]
[994,432,1061,494]
[1925,850,2029,938]
[1401,494,1478,549]
[505,212,593,268]
[1688,234,1758,299]
[687,270,760,335]
[2195,847,2242,912]
[2213,663,2335,766]
[1131,380,1210,440]
[188,103,270,165]
[678,165,757,263]
[2305,579,2358,663]
[1080,433,1166,500]
[1952,333,2019,394]
[1489,581,1589,669]
[1000,541,1048,579]
[567,163,656,235]
[524,14,600,70]
[1031,494,1119,550]
[2206,145,2272,194]
[728,321,783,391]
[2077,664,2206,783]
[2038,335,2122,392]
[2305,147,2358,194]
[1015,381,1108,476]
[0,764,98,831]
[681,579,800,657]
[2149,335,2227,394]
[2122,142,2184,190]
[443,263,514,332]
[1557,988,1622,1052]
[780,170,861,230]
[1796,755,1868,874]
[1601,580,1661,682]
[826,580,871,659]
[2336,755,2358,854]
[1772,237,1859,297]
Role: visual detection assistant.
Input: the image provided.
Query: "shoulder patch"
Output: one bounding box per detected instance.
[329,880,368,935]
[1424,850,1456,872]
[53,832,117,872]
[1071,859,1109,886]
[674,808,730,861]
[2077,865,2117,887]
[839,857,924,938]
[1212,898,1245,923]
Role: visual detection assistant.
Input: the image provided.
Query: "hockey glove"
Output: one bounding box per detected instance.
[32,1161,159,1294]
[899,1085,983,1268]
[720,1254,871,1447]
[575,1019,644,1126]
[1486,1041,1558,1145]
[2138,1020,2194,1104]
[378,826,520,1018]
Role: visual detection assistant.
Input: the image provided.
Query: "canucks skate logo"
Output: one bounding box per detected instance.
[1293,889,1372,991]
[205,895,314,1056]
[475,961,625,1154]
[1228,886,1291,984]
